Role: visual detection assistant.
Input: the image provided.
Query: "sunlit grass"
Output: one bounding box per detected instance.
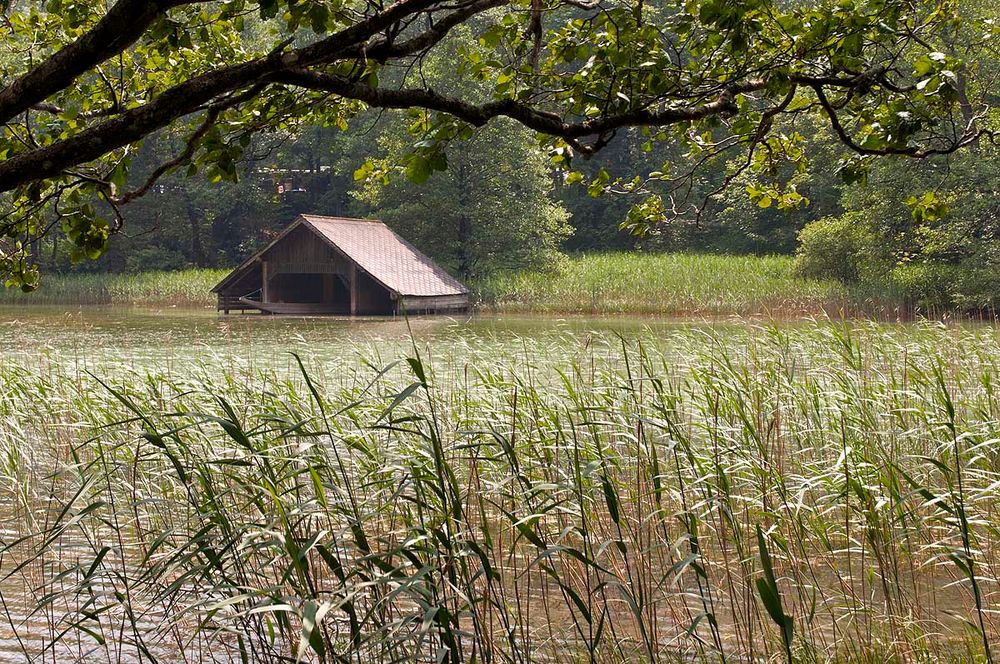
[475,252,857,315]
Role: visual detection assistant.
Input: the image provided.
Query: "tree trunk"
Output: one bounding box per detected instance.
[457,214,472,279]
[456,161,472,279]
[186,202,208,267]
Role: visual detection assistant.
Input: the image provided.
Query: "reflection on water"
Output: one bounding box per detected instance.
[0,305,752,377]
[0,306,451,365]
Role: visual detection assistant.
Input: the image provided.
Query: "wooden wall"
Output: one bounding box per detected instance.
[263,225,350,273]
[399,294,470,313]
[355,270,394,315]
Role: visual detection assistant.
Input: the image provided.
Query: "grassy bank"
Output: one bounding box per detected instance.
[475,252,857,316]
[0,268,226,307]
[2,322,1000,661]
[0,254,858,316]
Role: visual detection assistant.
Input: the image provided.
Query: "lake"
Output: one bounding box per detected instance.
[1,306,998,662]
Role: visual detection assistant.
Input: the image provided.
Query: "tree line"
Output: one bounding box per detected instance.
[1,0,997,310]
[49,107,999,311]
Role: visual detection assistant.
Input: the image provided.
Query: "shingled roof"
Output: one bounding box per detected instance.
[301,215,468,297]
[211,215,468,297]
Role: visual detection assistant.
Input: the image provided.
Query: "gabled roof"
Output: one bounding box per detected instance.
[212,215,468,297]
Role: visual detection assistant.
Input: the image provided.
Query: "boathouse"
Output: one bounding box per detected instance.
[212,215,470,315]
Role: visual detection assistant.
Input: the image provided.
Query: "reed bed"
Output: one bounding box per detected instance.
[2,255,854,316]
[0,269,226,307]
[1,321,999,662]
[475,253,855,316]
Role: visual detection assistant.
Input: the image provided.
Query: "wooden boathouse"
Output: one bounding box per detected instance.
[212,215,470,315]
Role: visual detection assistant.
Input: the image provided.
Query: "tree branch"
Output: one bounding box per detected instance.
[0,0,213,125]
[0,0,461,193]
[0,0,984,199]
[273,69,765,139]
[810,82,984,157]
[113,85,266,205]
[363,0,512,61]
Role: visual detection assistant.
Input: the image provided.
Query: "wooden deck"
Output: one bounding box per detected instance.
[218,293,258,313]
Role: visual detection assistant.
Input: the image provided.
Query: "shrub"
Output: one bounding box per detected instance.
[887,262,961,310]
[952,264,1000,310]
[794,213,884,284]
[890,261,1000,312]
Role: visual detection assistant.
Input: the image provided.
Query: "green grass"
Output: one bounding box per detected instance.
[0,254,863,315]
[1,319,999,661]
[475,252,857,316]
[0,268,226,306]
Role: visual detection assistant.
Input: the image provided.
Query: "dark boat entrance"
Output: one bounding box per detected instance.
[269,272,337,305]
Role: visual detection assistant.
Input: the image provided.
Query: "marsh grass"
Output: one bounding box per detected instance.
[0,269,226,307]
[0,254,867,316]
[472,253,975,320]
[474,253,858,316]
[1,322,999,662]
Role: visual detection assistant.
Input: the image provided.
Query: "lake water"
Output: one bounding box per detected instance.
[0,306,653,361]
[0,305,778,388]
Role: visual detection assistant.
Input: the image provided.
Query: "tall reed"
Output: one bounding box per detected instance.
[0,269,226,306]
[0,321,998,662]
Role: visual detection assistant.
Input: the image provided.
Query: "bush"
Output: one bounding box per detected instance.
[794,213,884,284]
[952,264,1000,310]
[889,262,1000,312]
[886,262,961,310]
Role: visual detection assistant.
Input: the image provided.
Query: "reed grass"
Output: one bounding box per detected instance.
[474,253,857,316]
[2,254,859,315]
[1,321,999,662]
[0,269,227,307]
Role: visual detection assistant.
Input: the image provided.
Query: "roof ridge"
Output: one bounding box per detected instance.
[300,214,382,223]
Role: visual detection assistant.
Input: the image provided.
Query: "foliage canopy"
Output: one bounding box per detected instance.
[0,0,995,286]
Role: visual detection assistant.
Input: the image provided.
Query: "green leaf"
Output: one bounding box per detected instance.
[296,600,331,662]
[405,155,432,184]
[756,525,793,661]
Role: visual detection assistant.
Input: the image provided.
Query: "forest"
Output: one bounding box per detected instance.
[42,92,1000,312]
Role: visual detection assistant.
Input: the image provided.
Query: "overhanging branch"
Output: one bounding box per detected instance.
[0,0,214,125]
[810,82,985,157]
[273,69,766,139]
[0,0,503,193]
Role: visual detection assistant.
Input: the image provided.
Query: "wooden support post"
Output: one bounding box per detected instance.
[349,263,358,316]
[261,260,269,303]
